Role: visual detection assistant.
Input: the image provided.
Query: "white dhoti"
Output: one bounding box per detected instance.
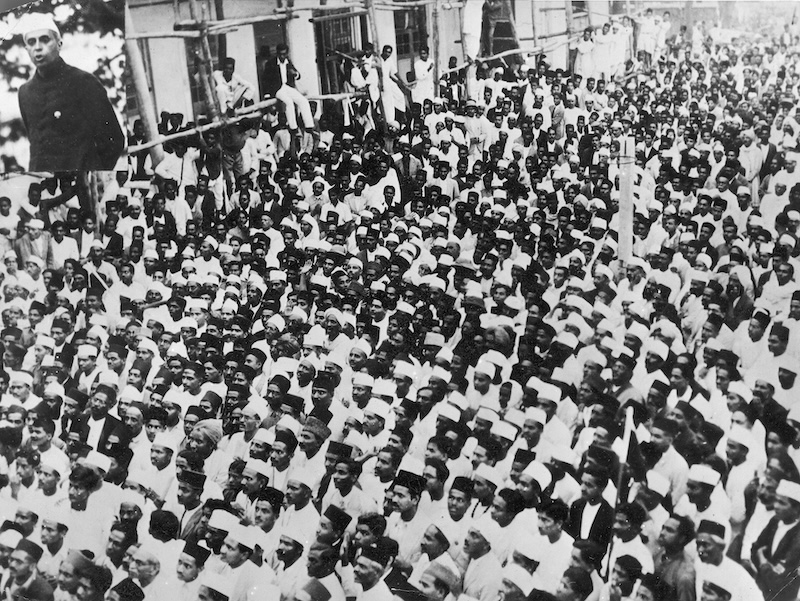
[275,84,313,130]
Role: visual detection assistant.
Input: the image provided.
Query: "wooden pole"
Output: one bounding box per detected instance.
[128,98,281,154]
[437,46,540,78]
[618,135,635,264]
[124,2,165,167]
[127,31,201,39]
[432,0,440,89]
[501,0,521,54]
[564,0,573,70]
[458,5,471,99]
[188,0,222,120]
[366,0,390,130]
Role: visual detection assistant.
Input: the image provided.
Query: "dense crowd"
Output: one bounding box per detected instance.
[0,10,799,601]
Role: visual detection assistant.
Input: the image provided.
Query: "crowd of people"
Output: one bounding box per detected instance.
[1,8,800,601]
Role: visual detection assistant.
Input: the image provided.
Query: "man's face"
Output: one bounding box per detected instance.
[25,30,61,68]
[8,550,33,582]
[176,553,200,583]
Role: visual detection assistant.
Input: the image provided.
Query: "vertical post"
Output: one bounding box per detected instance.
[366,0,389,132]
[189,0,221,120]
[685,0,694,48]
[501,0,521,52]
[564,0,573,70]
[458,5,471,99]
[432,0,440,91]
[618,135,634,263]
[125,3,165,167]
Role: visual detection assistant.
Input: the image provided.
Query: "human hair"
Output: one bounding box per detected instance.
[149,510,180,541]
[69,464,101,490]
[378,446,403,468]
[540,498,569,523]
[30,417,56,436]
[356,513,387,537]
[77,565,113,594]
[667,513,696,544]
[583,465,610,489]
[424,457,450,483]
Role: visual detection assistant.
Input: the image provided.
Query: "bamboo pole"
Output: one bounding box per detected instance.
[432,0,440,88]
[126,31,201,39]
[458,4,471,99]
[564,0,573,71]
[437,46,540,78]
[618,136,635,263]
[127,92,366,154]
[188,0,222,120]
[125,2,165,167]
[310,9,369,22]
[373,1,463,9]
[500,0,521,54]
[128,100,279,154]
[365,0,389,130]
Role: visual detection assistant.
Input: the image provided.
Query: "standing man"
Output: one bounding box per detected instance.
[18,13,124,171]
[412,47,435,107]
[262,44,314,137]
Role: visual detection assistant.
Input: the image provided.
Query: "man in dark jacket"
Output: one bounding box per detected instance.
[6,539,54,601]
[262,43,313,133]
[18,13,124,171]
[751,479,800,601]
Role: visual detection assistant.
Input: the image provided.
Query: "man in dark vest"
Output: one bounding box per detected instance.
[18,12,124,171]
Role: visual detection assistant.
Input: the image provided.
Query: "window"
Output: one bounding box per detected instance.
[314,9,367,94]
[394,8,427,58]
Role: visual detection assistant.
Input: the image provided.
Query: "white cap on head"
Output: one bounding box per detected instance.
[20,13,60,41]
[776,480,800,504]
[688,464,720,486]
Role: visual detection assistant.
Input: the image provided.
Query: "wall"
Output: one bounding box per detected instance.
[128,1,194,118]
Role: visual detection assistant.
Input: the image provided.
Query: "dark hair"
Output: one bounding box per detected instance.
[378,446,403,468]
[667,513,696,544]
[149,510,180,541]
[424,457,450,483]
[30,417,56,436]
[69,465,101,490]
[583,465,610,488]
[356,512,387,537]
[540,498,569,523]
[77,565,113,594]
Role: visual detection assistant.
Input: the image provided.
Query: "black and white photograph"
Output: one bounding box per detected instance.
[0,0,125,172]
[0,2,799,601]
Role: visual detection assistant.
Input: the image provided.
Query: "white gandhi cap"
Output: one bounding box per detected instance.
[20,13,60,41]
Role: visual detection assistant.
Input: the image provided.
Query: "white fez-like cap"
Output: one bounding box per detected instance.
[524,407,547,426]
[77,344,99,359]
[522,460,552,491]
[490,421,517,442]
[776,480,800,504]
[364,398,392,421]
[473,463,503,490]
[503,564,535,596]
[688,464,720,486]
[20,13,60,41]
